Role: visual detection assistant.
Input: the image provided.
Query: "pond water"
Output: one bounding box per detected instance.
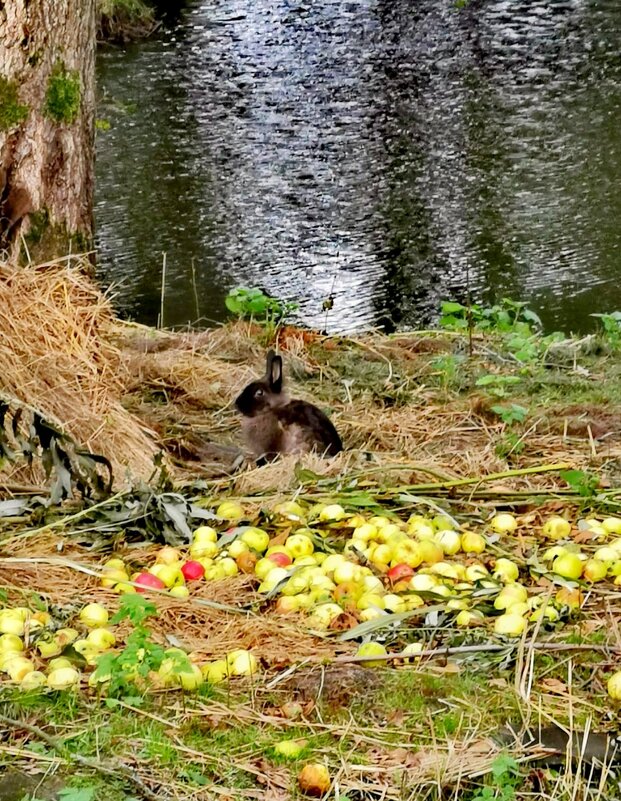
[95,0,621,334]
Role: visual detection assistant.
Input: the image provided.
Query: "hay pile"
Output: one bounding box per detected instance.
[0,260,159,487]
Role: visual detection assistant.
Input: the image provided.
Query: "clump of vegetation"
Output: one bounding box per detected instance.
[44,62,81,124]
[439,298,571,363]
[225,286,298,327]
[97,0,157,43]
[0,76,28,131]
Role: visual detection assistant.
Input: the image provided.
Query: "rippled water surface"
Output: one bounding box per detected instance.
[95,0,621,332]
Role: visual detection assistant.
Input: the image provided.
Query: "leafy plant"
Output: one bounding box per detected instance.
[439,299,568,364]
[225,286,298,325]
[490,404,528,425]
[495,432,525,459]
[58,787,97,801]
[439,299,542,335]
[592,311,621,347]
[430,354,467,389]
[471,754,520,801]
[475,374,521,399]
[93,594,191,698]
[560,469,600,497]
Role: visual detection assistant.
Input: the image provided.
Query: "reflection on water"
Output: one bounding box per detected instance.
[95,0,621,333]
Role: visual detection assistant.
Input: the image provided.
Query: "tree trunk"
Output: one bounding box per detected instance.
[0,0,96,263]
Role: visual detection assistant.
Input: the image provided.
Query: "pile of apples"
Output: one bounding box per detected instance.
[0,598,258,693]
[97,502,621,642]
[5,498,621,696]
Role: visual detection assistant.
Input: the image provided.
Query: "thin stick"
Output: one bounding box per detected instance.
[399,463,572,493]
[0,714,164,801]
[159,251,167,329]
[190,257,200,322]
[334,641,621,665]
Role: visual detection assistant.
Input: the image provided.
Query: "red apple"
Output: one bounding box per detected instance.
[387,563,415,583]
[180,560,205,581]
[267,551,293,567]
[135,572,165,593]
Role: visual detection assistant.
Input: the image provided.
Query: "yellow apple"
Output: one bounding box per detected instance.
[542,516,571,540]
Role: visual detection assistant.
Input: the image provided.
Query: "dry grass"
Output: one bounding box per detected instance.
[0,259,159,487]
[3,262,621,499]
[115,319,621,496]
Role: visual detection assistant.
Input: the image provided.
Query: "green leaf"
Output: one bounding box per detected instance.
[338,605,446,641]
[560,469,599,497]
[58,786,97,801]
[111,594,158,626]
[162,500,192,539]
[491,753,519,779]
[440,301,466,314]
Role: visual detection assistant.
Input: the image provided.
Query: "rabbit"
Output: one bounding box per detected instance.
[234,349,343,462]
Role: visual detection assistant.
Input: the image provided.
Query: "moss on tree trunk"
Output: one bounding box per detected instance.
[0,0,96,264]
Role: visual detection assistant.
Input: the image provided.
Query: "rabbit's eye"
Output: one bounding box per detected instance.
[255,388,264,398]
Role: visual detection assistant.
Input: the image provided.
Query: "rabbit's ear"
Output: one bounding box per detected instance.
[267,352,283,393]
[265,349,276,376]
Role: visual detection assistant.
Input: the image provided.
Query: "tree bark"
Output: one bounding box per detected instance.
[0,0,96,263]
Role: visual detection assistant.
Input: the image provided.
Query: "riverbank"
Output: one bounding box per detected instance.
[2,262,621,799]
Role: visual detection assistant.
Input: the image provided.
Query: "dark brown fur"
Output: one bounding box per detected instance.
[235,350,342,461]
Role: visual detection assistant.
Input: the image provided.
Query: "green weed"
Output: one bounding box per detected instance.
[225,286,298,325]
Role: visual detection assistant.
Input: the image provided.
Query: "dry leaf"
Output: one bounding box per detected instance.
[540,678,568,694]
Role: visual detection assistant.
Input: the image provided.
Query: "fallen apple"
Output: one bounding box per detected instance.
[298,763,331,797]
[203,659,230,684]
[7,656,35,682]
[552,553,583,580]
[286,534,315,558]
[193,525,218,543]
[493,558,520,583]
[490,513,518,534]
[240,527,270,553]
[267,550,293,567]
[319,503,347,522]
[387,563,415,583]
[226,649,258,676]
[603,517,621,535]
[47,666,80,690]
[582,558,607,582]
[181,560,205,581]
[134,572,166,593]
[79,603,109,628]
[494,612,527,637]
[460,531,486,554]
[542,516,571,540]
[169,585,190,599]
[436,530,461,555]
[356,641,387,668]
[274,738,307,758]
[607,670,621,699]
[216,500,244,520]
[86,628,116,650]
[20,670,47,690]
[236,551,258,574]
[156,546,182,565]
[0,633,24,653]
